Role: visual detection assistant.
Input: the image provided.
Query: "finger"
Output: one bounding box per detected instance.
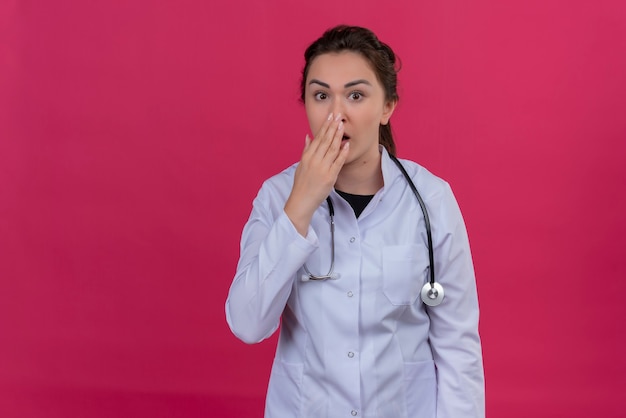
[300,135,310,159]
[303,117,332,162]
[324,119,344,159]
[316,112,335,141]
[318,113,342,156]
[331,140,350,172]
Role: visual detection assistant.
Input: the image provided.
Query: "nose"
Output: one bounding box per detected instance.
[331,99,346,121]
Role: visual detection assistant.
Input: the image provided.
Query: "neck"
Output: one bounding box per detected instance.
[335,150,383,195]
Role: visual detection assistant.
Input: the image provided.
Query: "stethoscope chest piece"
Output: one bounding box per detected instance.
[421,282,444,306]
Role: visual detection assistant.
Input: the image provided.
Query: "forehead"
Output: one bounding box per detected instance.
[306,51,379,85]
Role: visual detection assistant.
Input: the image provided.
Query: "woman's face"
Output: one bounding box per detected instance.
[304,51,396,168]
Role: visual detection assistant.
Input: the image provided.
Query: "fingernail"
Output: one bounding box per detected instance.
[328,113,333,121]
[338,121,344,130]
[335,113,342,121]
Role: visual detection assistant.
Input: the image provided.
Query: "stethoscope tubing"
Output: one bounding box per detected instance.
[302,154,444,306]
[302,197,336,280]
[388,155,436,289]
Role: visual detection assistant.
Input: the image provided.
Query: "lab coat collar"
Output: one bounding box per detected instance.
[380,145,403,196]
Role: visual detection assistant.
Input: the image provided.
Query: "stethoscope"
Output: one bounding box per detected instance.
[302,154,445,307]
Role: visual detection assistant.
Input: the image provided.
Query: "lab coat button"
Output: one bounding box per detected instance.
[347,291,353,297]
[347,351,354,358]
[349,237,356,243]
[351,410,358,416]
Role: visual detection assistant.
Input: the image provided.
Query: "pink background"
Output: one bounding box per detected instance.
[2,0,625,416]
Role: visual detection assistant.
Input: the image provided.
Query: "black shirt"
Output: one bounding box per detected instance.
[335,189,375,218]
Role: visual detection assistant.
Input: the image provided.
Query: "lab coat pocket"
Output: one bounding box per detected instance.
[265,359,303,416]
[382,244,428,305]
[404,360,437,417]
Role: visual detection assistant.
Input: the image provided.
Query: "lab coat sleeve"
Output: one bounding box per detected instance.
[225,184,318,344]
[428,183,485,418]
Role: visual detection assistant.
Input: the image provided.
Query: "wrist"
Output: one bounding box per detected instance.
[284,196,315,237]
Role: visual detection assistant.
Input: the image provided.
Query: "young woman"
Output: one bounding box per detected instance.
[226,25,484,418]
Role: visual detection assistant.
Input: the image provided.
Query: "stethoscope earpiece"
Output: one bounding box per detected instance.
[421,282,444,306]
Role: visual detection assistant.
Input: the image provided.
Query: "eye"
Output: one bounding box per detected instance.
[349,91,363,101]
[314,92,328,101]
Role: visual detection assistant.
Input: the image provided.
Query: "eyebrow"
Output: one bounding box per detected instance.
[309,79,372,89]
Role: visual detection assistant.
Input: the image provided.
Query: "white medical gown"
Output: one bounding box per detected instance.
[226,147,484,418]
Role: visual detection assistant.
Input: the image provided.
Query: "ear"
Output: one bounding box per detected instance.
[380,99,397,125]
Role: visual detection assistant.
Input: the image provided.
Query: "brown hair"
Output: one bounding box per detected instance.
[300,25,400,156]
